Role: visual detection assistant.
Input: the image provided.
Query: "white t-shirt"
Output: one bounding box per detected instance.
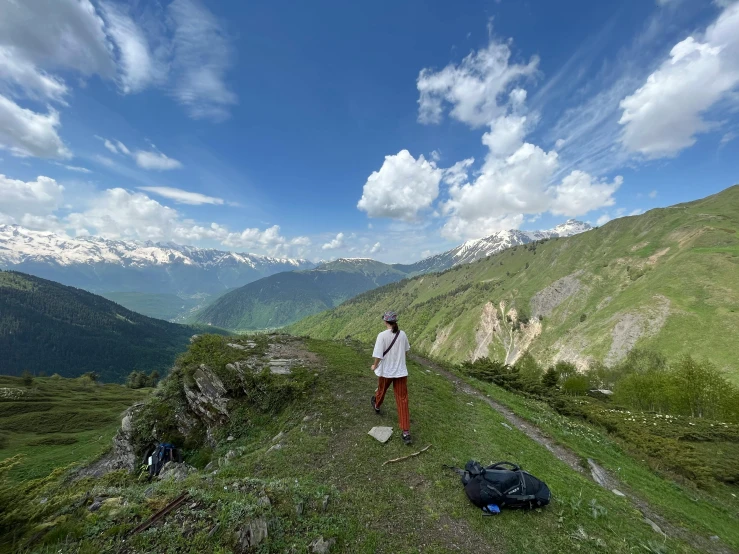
[372,329,411,378]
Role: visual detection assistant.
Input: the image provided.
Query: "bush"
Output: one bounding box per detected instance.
[20,370,34,387]
[542,367,558,388]
[579,313,587,323]
[562,374,591,396]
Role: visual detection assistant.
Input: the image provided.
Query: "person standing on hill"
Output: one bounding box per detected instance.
[371,311,412,445]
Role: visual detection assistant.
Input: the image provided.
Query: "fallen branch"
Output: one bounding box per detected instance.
[382,444,432,466]
[127,492,189,536]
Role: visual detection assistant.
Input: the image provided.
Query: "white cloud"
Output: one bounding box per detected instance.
[555,138,566,149]
[357,150,442,221]
[60,164,92,173]
[619,3,739,158]
[0,46,68,102]
[596,213,611,226]
[649,189,658,198]
[222,225,311,257]
[115,140,130,155]
[0,95,71,159]
[134,150,182,170]
[99,1,164,94]
[139,186,224,205]
[95,155,116,168]
[370,242,381,254]
[443,158,475,186]
[482,115,529,157]
[0,0,115,79]
[417,36,539,127]
[169,0,237,121]
[0,174,64,224]
[103,139,120,154]
[549,171,622,216]
[322,232,345,250]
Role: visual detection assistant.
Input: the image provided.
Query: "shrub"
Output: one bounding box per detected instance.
[562,374,591,396]
[579,313,587,323]
[20,370,33,387]
[542,367,558,388]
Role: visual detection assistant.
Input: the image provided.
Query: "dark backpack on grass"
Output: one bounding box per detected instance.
[455,460,551,510]
[146,443,181,479]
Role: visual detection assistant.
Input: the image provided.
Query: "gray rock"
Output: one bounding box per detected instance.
[266,443,283,454]
[611,489,626,497]
[75,404,142,478]
[257,495,271,507]
[184,365,229,430]
[321,495,330,512]
[368,426,393,443]
[643,517,665,536]
[500,422,512,430]
[309,536,336,553]
[227,343,247,350]
[88,500,103,512]
[190,334,200,343]
[39,497,48,505]
[225,450,237,460]
[144,487,155,498]
[272,431,284,442]
[295,502,304,516]
[157,461,194,482]
[236,518,268,549]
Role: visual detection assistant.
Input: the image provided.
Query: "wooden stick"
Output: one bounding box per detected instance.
[382,444,432,466]
[128,492,189,536]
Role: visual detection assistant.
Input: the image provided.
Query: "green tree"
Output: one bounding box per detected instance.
[562,374,591,396]
[148,370,161,388]
[542,367,558,388]
[515,352,542,383]
[20,370,34,387]
[669,356,724,419]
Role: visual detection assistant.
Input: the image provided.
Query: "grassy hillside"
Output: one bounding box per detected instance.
[0,374,149,483]
[2,335,736,553]
[0,271,221,382]
[192,259,409,331]
[290,185,739,383]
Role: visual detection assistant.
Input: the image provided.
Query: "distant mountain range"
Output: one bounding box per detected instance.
[0,220,591,324]
[0,270,224,382]
[395,219,592,274]
[192,258,409,330]
[0,224,314,296]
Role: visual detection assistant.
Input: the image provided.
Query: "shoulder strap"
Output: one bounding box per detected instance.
[382,331,401,357]
[486,461,521,472]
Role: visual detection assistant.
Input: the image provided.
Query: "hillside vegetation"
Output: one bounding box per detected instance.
[100,291,204,321]
[2,334,737,553]
[290,185,739,383]
[192,258,409,330]
[0,271,223,382]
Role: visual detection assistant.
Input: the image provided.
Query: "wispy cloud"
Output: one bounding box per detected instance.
[139,186,223,205]
[134,150,182,171]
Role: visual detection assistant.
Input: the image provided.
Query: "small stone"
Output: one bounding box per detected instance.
[643,517,665,536]
[321,495,330,512]
[88,500,102,512]
[227,343,247,350]
[368,426,393,443]
[237,517,268,548]
[266,443,283,454]
[39,497,48,504]
[207,523,220,538]
[500,422,512,430]
[144,486,155,498]
[611,489,625,497]
[309,536,336,553]
[272,431,284,442]
[226,435,234,441]
[710,535,720,541]
[295,502,304,516]
[225,450,237,460]
[258,495,271,507]
[303,415,312,422]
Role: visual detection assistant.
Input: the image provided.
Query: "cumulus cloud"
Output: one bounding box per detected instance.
[139,186,223,205]
[0,174,64,224]
[619,3,739,158]
[0,95,71,159]
[169,0,237,120]
[357,150,442,221]
[134,150,182,170]
[549,171,622,216]
[443,158,475,186]
[222,225,311,257]
[417,36,539,127]
[322,232,345,250]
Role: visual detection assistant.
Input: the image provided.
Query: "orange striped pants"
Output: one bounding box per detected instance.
[375,376,410,432]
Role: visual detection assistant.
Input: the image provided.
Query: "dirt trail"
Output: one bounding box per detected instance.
[410,354,734,554]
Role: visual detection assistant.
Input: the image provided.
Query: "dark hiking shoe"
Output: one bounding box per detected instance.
[371,396,380,414]
[402,432,412,445]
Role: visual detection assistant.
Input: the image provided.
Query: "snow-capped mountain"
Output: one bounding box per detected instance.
[395,219,592,275]
[0,225,315,295]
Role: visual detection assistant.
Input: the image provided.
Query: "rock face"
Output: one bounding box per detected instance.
[236,518,268,550]
[157,461,194,482]
[184,365,230,426]
[75,405,141,478]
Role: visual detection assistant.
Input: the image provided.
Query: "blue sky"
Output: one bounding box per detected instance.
[0,0,737,263]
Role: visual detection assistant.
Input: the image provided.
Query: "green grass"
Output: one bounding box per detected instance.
[0,375,149,483]
[289,185,739,383]
[2,337,727,553]
[100,292,203,321]
[460,375,739,551]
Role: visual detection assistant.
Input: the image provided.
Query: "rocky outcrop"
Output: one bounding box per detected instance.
[530,271,583,318]
[184,364,230,426]
[75,405,142,478]
[158,461,195,482]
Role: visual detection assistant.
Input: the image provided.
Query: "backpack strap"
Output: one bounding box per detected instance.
[487,461,521,472]
[382,331,401,357]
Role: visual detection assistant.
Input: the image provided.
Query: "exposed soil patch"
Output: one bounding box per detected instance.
[605,295,671,365]
[648,247,670,265]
